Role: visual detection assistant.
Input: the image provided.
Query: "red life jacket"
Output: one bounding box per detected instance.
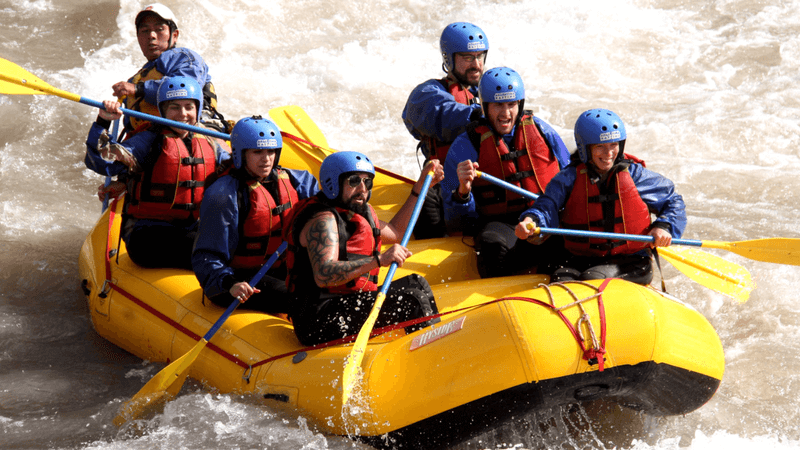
[126,129,217,221]
[230,169,300,269]
[421,76,478,162]
[561,161,652,257]
[469,113,561,217]
[284,195,382,296]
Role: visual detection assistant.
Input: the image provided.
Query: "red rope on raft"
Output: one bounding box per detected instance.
[102,199,250,369]
[101,198,610,375]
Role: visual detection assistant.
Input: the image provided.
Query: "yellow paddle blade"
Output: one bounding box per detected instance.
[113,338,210,426]
[659,247,754,303]
[342,291,387,405]
[270,105,331,162]
[701,238,800,266]
[270,105,329,147]
[0,58,80,101]
[268,105,412,224]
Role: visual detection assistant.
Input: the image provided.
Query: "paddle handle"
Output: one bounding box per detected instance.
[202,241,288,340]
[101,177,111,212]
[101,116,120,212]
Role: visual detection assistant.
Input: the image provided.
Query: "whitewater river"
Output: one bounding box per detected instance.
[2,0,800,448]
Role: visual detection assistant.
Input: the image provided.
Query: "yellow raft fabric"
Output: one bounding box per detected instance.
[78,106,725,438]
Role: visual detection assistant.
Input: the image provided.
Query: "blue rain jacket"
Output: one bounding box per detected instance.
[192,169,320,298]
[402,78,482,145]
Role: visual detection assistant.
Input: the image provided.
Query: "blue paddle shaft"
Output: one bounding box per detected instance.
[378,173,434,295]
[203,241,288,340]
[80,97,230,141]
[477,171,704,247]
[478,171,539,202]
[537,227,703,247]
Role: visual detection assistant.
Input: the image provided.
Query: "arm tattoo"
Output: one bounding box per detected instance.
[305,213,373,288]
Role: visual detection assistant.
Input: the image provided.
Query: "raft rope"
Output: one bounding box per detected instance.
[538,280,609,371]
[100,198,611,381]
[102,198,251,370]
[249,281,611,373]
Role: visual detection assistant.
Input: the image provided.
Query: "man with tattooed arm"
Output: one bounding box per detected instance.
[283,151,444,346]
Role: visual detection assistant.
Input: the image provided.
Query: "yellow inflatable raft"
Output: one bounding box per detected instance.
[77,106,724,449]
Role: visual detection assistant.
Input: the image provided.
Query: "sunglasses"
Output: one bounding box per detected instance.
[346,174,374,190]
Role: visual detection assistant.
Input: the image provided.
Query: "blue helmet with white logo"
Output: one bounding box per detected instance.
[478,67,525,121]
[479,67,525,105]
[574,109,627,164]
[319,151,375,200]
[440,22,489,74]
[156,76,203,121]
[230,116,283,170]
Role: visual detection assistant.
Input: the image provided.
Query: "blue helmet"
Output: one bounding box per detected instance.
[230,116,283,170]
[574,109,627,164]
[479,67,525,122]
[156,76,203,121]
[479,67,525,104]
[319,151,375,200]
[440,22,489,73]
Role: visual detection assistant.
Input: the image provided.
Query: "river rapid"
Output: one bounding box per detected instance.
[2,0,800,449]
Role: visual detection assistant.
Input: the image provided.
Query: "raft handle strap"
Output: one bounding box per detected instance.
[98,280,112,299]
[242,365,253,384]
[651,248,668,293]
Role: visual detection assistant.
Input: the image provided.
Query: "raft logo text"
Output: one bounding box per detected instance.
[409,317,466,351]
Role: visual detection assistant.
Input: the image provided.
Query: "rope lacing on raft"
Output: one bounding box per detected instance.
[536,280,609,371]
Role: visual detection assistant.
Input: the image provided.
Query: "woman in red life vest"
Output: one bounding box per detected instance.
[283,151,444,346]
[84,76,230,269]
[191,117,319,314]
[516,109,687,284]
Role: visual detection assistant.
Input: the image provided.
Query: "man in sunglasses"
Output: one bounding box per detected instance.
[283,151,444,346]
[401,22,489,239]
